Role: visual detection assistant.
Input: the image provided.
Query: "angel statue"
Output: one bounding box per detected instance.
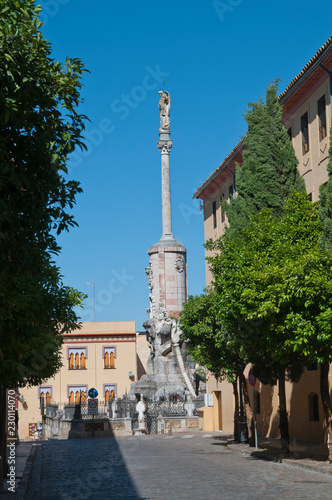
[158,90,171,130]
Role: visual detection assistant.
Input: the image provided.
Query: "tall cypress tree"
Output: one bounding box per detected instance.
[224,80,306,237]
[318,124,332,461]
[319,124,332,250]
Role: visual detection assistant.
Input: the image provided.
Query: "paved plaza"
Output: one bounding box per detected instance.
[24,432,332,500]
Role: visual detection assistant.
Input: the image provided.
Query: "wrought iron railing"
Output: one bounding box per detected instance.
[45,393,206,432]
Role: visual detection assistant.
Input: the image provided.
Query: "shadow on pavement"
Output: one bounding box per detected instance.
[246,450,281,462]
[208,435,229,448]
[26,437,147,500]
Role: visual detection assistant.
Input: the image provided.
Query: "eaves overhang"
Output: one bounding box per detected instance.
[279,36,332,104]
[193,139,244,201]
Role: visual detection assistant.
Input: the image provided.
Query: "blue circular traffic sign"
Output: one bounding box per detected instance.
[88,388,98,398]
[248,369,256,387]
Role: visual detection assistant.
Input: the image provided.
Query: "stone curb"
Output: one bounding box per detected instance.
[19,444,37,500]
[226,439,332,477]
[282,458,332,477]
[0,445,37,499]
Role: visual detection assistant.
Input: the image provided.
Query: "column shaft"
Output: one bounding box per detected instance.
[161,151,173,238]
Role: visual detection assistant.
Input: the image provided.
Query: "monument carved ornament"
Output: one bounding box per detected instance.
[175,257,184,273]
[145,263,156,319]
[157,140,172,154]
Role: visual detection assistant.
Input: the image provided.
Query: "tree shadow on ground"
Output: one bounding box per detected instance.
[246,450,282,462]
[208,435,229,447]
[26,437,146,500]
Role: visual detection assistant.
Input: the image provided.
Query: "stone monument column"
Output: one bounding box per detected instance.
[129,90,195,401]
[147,89,187,319]
[157,89,173,240]
[158,141,173,240]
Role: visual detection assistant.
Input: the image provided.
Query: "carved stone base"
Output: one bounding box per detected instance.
[134,418,147,435]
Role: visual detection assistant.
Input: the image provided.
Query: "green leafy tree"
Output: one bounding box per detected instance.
[183,82,307,447]
[180,292,254,442]
[209,193,332,454]
[0,0,89,485]
[223,80,305,237]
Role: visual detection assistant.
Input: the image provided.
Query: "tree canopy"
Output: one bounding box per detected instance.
[223,81,305,237]
[205,191,332,452]
[209,192,332,373]
[0,1,89,483]
[182,81,331,449]
[180,292,247,383]
[0,0,89,389]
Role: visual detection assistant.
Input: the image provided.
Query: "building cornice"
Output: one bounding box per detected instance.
[279,36,332,103]
[193,140,244,201]
[194,36,332,201]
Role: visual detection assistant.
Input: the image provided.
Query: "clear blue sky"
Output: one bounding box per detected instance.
[38,0,331,329]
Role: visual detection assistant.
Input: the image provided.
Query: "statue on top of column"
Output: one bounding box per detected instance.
[158,90,171,130]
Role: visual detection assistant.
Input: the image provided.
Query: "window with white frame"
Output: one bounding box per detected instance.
[103,346,116,369]
[68,347,87,370]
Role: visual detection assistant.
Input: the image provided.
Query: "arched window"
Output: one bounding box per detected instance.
[68,348,87,369]
[308,393,319,422]
[69,352,74,369]
[104,385,116,402]
[39,386,52,404]
[75,390,81,404]
[104,348,116,369]
[80,352,86,369]
[68,386,88,404]
[109,351,115,369]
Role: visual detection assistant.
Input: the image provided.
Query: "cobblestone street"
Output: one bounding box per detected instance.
[25,432,332,500]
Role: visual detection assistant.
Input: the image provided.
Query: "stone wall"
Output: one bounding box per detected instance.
[42,414,199,439]
[42,415,132,440]
[157,416,199,434]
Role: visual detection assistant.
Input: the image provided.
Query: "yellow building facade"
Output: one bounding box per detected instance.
[18,321,138,441]
[194,36,332,442]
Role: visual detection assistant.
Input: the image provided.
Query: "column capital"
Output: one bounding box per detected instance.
[157,140,173,154]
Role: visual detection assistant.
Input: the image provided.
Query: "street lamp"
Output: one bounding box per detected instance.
[87,281,95,321]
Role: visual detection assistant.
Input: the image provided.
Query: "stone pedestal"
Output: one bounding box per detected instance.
[133,399,148,435]
[134,418,148,436]
[148,239,187,319]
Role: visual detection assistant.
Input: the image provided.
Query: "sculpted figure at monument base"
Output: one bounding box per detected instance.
[130,304,196,401]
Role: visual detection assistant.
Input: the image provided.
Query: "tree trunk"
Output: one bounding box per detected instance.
[320,361,332,462]
[239,370,254,446]
[232,380,239,442]
[278,374,290,455]
[0,382,8,492]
